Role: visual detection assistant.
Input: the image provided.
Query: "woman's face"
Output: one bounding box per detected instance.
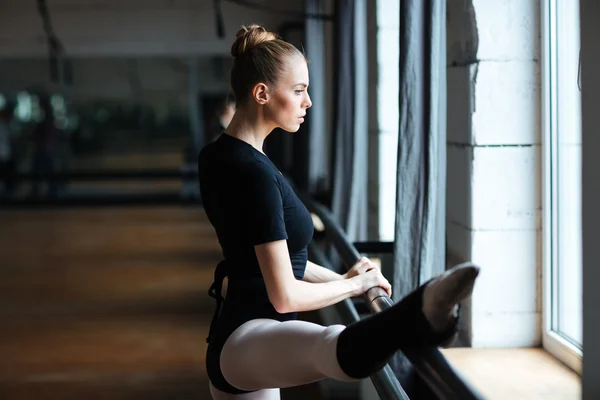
[265,55,312,132]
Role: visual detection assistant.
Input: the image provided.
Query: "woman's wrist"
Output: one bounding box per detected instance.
[347,276,362,297]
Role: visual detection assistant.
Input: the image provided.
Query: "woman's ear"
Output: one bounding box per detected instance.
[252,83,269,105]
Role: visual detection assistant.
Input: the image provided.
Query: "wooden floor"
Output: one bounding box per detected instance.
[0,207,323,399]
[0,205,583,400]
[441,348,581,400]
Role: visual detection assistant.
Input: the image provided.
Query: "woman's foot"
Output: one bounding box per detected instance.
[422,262,480,337]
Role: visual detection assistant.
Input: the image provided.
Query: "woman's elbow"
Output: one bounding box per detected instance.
[273,302,291,314]
[270,293,296,314]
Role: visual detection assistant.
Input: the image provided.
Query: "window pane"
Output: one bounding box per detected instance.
[553,0,582,347]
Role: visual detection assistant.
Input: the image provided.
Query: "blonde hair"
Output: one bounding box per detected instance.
[230,24,305,105]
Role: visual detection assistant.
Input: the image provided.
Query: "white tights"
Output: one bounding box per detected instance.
[209,319,358,400]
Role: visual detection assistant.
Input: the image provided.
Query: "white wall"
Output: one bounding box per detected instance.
[0,0,302,57]
[580,1,600,397]
[446,0,541,347]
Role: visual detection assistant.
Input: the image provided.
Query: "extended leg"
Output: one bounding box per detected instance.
[220,319,355,392]
[217,262,480,391]
[336,262,480,378]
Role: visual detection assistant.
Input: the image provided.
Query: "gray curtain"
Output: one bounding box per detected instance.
[391,0,447,396]
[393,0,447,299]
[331,0,368,249]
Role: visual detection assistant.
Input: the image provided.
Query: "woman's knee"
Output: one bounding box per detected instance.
[312,324,358,382]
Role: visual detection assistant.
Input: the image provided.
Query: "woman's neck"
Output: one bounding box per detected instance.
[223,106,273,154]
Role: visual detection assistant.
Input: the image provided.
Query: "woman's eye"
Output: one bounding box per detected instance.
[295,90,304,94]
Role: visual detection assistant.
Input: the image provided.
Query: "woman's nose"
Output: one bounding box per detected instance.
[305,93,312,109]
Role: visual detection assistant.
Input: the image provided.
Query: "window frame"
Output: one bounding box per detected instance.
[541,0,583,375]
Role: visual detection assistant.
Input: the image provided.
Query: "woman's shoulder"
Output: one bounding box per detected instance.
[199,144,277,180]
[242,158,281,185]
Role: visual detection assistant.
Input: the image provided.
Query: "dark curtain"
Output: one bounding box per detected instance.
[284,23,311,191]
[330,0,368,260]
[391,0,447,397]
[305,0,328,195]
[265,23,308,190]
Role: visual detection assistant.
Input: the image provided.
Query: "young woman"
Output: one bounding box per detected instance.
[198,24,480,400]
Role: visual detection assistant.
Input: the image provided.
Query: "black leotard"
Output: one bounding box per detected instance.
[198,133,314,394]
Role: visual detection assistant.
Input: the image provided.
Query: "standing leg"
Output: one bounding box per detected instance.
[209,381,280,400]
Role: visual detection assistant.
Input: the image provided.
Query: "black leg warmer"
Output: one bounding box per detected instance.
[335,283,459,379]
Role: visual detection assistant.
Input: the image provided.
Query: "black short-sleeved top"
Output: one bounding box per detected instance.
[198,132,314,341]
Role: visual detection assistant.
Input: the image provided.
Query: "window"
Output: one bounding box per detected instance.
[15,91,34,122]
[376,1,399,241]
[543,0,583,373]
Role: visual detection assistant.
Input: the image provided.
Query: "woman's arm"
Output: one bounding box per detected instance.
[255,240,391,314]
[302,260,347,283]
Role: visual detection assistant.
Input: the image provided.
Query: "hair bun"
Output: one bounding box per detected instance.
[231,24,278,58]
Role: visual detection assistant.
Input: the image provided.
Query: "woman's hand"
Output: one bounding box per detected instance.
[344,256,379,280]
[347,259,392,297]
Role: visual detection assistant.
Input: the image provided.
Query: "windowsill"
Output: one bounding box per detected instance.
[440,347,581,399]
